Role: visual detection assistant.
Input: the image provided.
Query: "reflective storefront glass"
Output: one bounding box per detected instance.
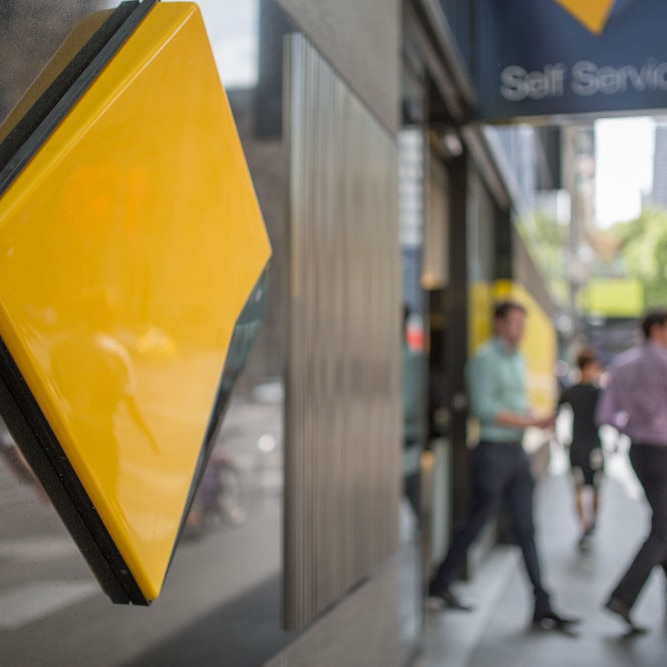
[1,2,291,664]
[1,1,411,665]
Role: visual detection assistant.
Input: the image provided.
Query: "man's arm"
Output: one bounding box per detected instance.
[468,354,554,429]
[557,386,570,410]
[495,411,555,429]
[595,372,620,428]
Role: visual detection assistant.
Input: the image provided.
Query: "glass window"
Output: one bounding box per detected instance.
[0,2,292,664]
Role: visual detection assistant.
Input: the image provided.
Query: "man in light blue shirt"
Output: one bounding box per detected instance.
[429,300,579,629]
[467,334,531,443]
[596,308,667,633]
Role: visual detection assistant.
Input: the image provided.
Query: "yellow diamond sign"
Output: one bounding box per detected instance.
[554,0,615,34]
[0,1,271,603]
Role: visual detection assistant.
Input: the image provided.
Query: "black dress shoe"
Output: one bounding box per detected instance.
[604,597,649,634]
[532,608,582,629]
[428,585,475,612]
[577,532,593,553]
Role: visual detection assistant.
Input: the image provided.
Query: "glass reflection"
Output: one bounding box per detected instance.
[0,1,289,664]
[0,414,47,501]
[196,0,259,87]
[398,63,427,660]
[0,1,116,124]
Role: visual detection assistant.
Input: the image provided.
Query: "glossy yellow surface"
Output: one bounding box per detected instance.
[469,280,494,355]
[554,0,614,35]
[0,2,271,600]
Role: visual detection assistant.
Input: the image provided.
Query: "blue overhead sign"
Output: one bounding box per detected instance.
[475,0,667,121]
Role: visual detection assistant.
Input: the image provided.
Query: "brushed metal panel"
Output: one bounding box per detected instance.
[266,562,399,667]
[284,34,401,630]
[277,0,400,134]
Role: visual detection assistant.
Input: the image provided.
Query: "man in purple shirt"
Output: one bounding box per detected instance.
[596,309,667,633]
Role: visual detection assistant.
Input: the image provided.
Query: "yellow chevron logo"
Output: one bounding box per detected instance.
[554,0,615,35]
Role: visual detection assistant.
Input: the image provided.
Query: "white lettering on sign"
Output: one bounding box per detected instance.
[500,58,667,101]
[572,59,667,95]
[500,65,566,100]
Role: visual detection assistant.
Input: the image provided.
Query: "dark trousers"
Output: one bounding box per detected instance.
[611,443,667,609]
[430,441,549,610]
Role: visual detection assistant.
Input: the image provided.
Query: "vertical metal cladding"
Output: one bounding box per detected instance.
[284,34,401,630]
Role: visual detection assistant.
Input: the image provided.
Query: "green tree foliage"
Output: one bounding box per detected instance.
[519,212,567,280]
[612,208,667,308]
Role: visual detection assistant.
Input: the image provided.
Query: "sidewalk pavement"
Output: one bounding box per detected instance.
[417,446,667,667]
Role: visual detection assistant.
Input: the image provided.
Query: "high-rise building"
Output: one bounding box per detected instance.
[650,118,667,209]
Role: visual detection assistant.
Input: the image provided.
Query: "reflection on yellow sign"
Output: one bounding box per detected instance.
[554,0,615,35]
[0,2,271,602]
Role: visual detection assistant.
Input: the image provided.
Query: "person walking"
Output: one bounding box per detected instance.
[557,347,604,551]
[428,299,580,629]
[596,308,667,633]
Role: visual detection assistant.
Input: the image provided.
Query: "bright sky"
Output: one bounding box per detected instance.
[165,0,259,87]
[595,117,655,227]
